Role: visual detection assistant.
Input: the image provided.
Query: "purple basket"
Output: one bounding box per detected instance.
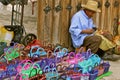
[89,69,98,80]
[39,58,49,70]
[70,73,81,80]
[81,49,92,59]
[102,62,110,73]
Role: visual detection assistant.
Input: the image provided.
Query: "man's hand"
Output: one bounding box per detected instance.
[81,29,95,34]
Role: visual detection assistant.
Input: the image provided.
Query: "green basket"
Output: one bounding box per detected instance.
[21,62,42,79]
[4,47,20,61]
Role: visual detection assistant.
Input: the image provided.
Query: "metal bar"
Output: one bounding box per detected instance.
[11,4,14,26]
[13,19,20,24]
[20,4,24,26]
[12,10,21,15]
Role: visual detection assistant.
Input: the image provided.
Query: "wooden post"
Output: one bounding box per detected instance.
[52,0,61,45]
[59,0,70,47]
[37,0,45,41]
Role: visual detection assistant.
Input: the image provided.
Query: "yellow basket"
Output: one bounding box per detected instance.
[0,26,14,46]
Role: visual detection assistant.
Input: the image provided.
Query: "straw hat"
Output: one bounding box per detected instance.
[81,0,101,12]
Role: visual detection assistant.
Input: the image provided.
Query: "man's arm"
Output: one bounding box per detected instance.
[81,28,95,34]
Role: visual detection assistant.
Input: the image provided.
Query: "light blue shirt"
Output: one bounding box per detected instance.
[69,10,95,48]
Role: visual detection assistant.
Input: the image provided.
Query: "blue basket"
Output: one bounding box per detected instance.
[102,62,110,73]
[89,69,98,80]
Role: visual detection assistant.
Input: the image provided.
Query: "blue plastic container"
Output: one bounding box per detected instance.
[102,62,110,73]
[89,69,98,80]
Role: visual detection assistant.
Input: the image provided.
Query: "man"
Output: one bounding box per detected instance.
[69,0,119,61]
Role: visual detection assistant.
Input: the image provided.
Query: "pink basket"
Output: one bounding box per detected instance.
[70,73,81,80]
[95,65,105,76]
[16,60,33,72]
[66,52,84,64]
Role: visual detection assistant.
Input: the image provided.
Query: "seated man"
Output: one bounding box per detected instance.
[69,0,119,61]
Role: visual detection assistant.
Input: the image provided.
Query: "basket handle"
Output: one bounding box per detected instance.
[76,47,85,53]
[68,52,76,59]
[43,65,50,73]
[38,47,46,55]
[17,60,33,72]
[46,43,53,49]
[30,45,40,55]
[40,58,49,68]
[5,47,14,54]
[61,48,68,56]
[49,61,56,69]
[75,53,82,58]
[29,68,37,78]
[14,43,25,49]
[18,59,33,66]
[15,73,29,80]
[86,48,91,54]
[21,62,32,71]
[31,62,42,71]
[5,47,19,59]
[56,64,67,73]
[47,50,53,58]
[53,46,61,55]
